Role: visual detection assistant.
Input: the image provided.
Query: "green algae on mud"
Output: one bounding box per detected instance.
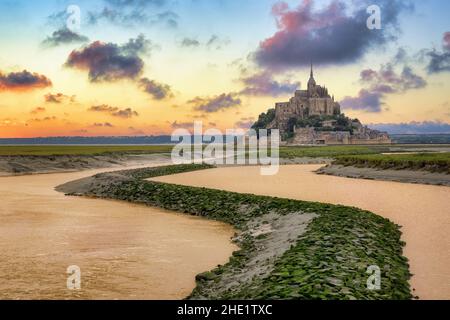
[279,146,388,159]
[60,164,412,300]
[334,153,450,174]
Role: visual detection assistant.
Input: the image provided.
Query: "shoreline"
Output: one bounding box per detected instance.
[0,153,172,177]
[2,152,448,188]
[0,164,236,299]
[153,165,450,299]
[57,164,412,300]
[317,164,450,187]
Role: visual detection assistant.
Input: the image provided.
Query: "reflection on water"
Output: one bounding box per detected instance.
[152,165,450,300]
[0,167,237,300]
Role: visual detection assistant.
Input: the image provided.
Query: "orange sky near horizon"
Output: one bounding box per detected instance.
[1,0,450,138]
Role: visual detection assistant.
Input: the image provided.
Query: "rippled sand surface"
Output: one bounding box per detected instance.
[0,167,236,300]
[152,165,450,300]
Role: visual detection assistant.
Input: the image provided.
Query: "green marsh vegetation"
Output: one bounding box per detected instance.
[72,164,412,300]
[1,144,446,159]
[279,145,389,159]
[334,153,450,174]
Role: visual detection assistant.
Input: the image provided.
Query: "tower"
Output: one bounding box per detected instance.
[307,62,316,93]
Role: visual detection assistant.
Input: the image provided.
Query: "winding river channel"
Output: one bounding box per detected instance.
[1,163,449,300]
[0,166,237,300]
[153,165,450,300]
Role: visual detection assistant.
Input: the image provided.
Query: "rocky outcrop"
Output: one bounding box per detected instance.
[253,67,392,145]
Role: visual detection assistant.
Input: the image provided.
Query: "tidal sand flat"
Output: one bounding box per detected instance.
[318,152,450,186]
[60,164,411,299]
[0,153,172,176]
[317,165,450,186]
[0,167,236,300]
[152,165,450,300]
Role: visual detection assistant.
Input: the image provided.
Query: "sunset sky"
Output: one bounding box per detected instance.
[0,0,449,138]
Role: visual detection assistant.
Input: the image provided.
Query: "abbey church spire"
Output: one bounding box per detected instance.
[308,62,316,92]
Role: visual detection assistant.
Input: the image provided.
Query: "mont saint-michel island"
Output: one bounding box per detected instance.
[253,65,391,145]
[1,0,450,309]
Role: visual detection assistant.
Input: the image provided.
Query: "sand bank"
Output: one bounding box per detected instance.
[317,164,450,186]
[152,165,450,300]
[0,153,171,176]
[59,164,411,299]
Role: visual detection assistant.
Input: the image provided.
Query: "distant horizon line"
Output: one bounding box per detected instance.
[1,133,450,140]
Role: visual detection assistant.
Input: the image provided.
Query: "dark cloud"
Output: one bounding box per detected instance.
[341,63,426,112]
[239,72,300,96]
[0,70,52,91]
[93,122,114,127]
[87,7,121,25]
[340,89,383,112]
[154,11,179,28]
[398,66,428,90]
[89,105,119,113]
[112,108,139,118]
[206,35,230,50]
[170,121,195,130]
[178,35,229,49]
[369,121,450,134]
[30,107,46,114]
[188,93,242,113]
[444,32,450,51]
[105,0,167,7]
[425,32,450,74]
[72,129,89,134]
[254,0,413,71]
[45,93,76,104]
[88,104,119,113]
[393,47,409,64]
[88,5,178,28]
[235,117,256,129]
[128,126,146,135]
[42,28,89,47]
[139,78,173,100]
[122,34,154,55]
[427,48,450,72]
[361,64,427,93]
[428,51,450,74]
[46,10,70,29]
[29,116,57,123]
[47,3,173,35]
[180,38,201,48]
[88,104,139,118]
[65,35,152,82]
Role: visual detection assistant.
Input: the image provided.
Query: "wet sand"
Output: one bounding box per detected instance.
[0,165,237,300]
[318,164,450,186]
[152,165,450,300]
[0,154,171,176]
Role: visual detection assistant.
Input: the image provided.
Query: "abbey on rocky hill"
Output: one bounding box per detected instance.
[252,65,391,145]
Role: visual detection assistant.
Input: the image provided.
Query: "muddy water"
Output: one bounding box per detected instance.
[0,166,237,300]
[152,165,450,300]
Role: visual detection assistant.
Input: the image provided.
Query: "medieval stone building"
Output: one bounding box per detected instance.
[272,65,341,134]
[263,65,391,145]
